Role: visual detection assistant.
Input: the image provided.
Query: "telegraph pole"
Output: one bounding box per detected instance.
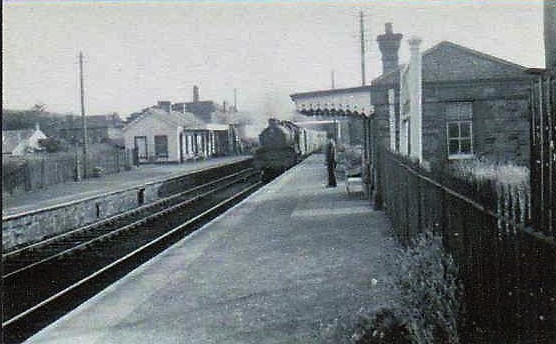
[79,51,88,178]
[233,88,237,111]
[360,11,366,85]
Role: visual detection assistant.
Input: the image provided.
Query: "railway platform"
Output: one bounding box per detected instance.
[2,156,250,217]
[25,154,401,344]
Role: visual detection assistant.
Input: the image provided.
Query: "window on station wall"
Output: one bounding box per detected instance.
[446,102,473,159]
[154,135,169,158]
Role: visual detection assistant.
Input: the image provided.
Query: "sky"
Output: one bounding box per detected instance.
[2,1,546,120]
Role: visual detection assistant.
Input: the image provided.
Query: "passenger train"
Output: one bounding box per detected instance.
[253,118,327,181]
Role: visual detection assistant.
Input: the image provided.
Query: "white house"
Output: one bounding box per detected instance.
[2,125,48,156]
[123,108,205,163]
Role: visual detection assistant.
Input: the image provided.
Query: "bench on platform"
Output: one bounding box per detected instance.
[345,166,363,195]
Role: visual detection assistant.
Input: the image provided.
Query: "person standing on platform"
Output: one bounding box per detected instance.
[325,133,337,187]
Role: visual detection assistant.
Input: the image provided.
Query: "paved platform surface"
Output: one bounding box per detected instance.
[26,154,401,344]
[2,156,251,217]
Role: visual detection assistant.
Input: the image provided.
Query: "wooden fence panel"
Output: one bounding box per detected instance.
[2,148,132,195]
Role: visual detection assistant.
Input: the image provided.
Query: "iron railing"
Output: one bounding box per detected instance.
[530,71,555,237]
[376,147,555,344]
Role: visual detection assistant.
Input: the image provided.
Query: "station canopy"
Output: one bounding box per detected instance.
[289,85,374,119]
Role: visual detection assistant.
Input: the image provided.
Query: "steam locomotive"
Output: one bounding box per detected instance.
[253,118,326,181]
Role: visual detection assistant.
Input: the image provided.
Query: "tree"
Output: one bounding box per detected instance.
[32,103,47,113]
[38,137,68,153]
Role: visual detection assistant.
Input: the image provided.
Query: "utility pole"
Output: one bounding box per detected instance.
[233,88,237,111]
[360,11,366,86]
[331,70,335,89]
[79,51,88,178]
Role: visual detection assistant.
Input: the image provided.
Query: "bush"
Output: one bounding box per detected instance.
[38,137,69,153]
[338,232,462,344]
[395,232,461,344]
[351,307,413,344]
[450,158,529,187]
[92,166,104,177]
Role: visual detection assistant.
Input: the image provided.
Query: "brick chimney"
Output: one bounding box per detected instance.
[376,23,403,75]
[408,37,423,162]
[193,85,200,103]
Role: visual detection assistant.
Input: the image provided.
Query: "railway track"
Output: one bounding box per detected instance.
[2,167,262,344]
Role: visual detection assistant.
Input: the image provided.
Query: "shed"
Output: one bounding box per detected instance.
[122,108,205,163]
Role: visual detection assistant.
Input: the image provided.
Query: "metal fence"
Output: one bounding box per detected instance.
[2,148,132,195]
[376,147,555,343]
[530,71,555,237]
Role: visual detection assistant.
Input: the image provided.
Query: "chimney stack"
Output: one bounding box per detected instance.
[158,101,171,113]
[376,23,403,75]
[193,85,200,103]
[408,37,423,162]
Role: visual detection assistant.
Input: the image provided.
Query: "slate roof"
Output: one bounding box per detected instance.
[422,41,528,82]
[372,40,530,86]
[122,108,206,132]
[172,101,216,122]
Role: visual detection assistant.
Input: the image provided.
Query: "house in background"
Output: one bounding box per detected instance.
[2,124,48,156]
[370,23,534,168]
[171,85,218,123]
[123,107,206,163]
[59,114,125,146]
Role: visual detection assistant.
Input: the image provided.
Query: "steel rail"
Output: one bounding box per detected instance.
[2,169,257,279]
[2,157,252,222]
[3,180,262,330]
[3,168,255,260]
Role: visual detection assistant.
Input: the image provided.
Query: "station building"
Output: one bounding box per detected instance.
[371,30,535,169]
[290,23,535,170]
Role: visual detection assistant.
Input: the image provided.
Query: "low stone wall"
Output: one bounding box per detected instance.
[2,159,252,251]
[3,180,158,251]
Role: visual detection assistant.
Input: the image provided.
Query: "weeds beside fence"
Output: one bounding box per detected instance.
[2,148,132,196]
[376,147,556,344]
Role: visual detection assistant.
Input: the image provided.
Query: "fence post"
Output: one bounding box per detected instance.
[374,147,383,210]
[24,161,31,191]
[75,153,81,182]
[116,149,121,172]
[40,157,45,189]
[133,147,139,167]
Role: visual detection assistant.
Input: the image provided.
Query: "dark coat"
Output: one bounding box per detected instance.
[325,139,336,165]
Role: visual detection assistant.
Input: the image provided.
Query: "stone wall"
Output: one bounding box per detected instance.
[421,80,531,168]
[371,78,532,169]
[2,159,252,251]
[4,180,160,251]
[370,83,400,152]
[473,98,530,164]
